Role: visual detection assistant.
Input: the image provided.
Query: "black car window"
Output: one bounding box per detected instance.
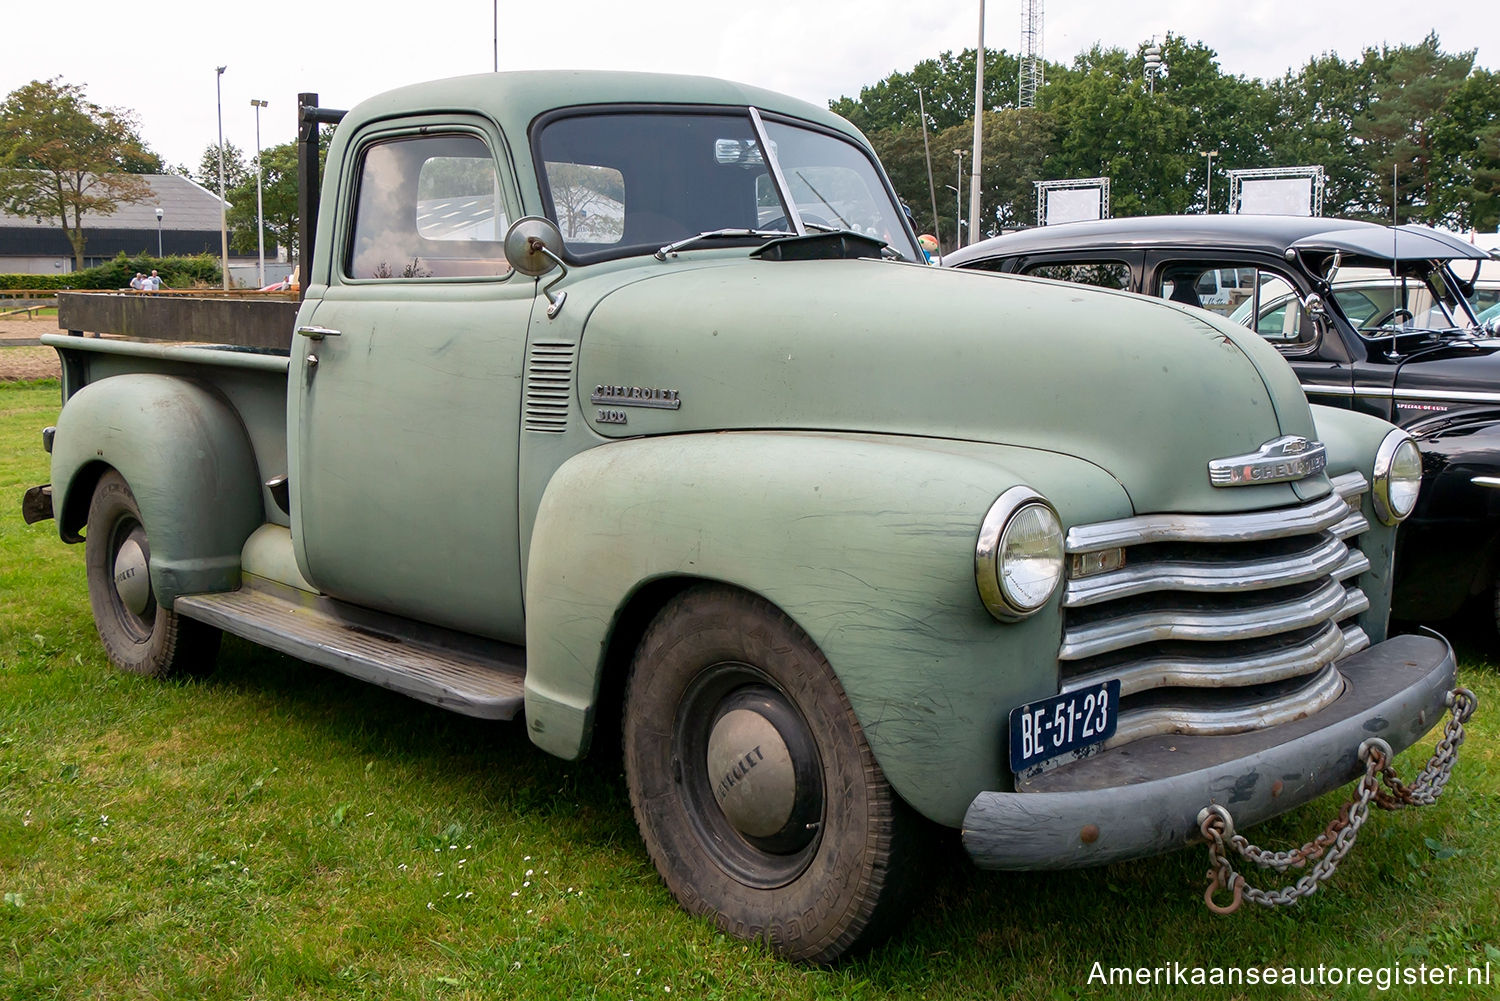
[1222,271,1317,346]
[1023,260,1130,290]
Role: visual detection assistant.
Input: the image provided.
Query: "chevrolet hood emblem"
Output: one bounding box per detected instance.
[1209,435,1327,487]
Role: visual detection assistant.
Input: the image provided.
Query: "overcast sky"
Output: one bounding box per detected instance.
[5,1,1497,172]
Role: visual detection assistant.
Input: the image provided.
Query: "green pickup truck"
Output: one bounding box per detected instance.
[22,71,1461,961]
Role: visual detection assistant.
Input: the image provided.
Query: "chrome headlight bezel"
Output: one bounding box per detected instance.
[1372,430,1422,526]
[976,486,1065,621]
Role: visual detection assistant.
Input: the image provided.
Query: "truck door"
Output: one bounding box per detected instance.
[288,123,533,642]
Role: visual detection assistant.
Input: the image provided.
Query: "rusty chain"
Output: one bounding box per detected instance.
[1199,687,1475,914]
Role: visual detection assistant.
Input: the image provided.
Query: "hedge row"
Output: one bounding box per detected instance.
[0,253,222,291]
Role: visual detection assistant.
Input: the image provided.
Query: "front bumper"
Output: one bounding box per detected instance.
[962,633,1456,870]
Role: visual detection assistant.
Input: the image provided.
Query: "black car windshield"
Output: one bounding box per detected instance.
[535,110,920,263]
[1324,264,1477,337]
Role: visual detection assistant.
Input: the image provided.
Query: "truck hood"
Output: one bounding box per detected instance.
[574,258,1321,514]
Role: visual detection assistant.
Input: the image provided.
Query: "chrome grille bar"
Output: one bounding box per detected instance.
[1065,491,1351,552]
[1061,620,1347,698]
[1059,577,1349,661]
[1063,532,1351,608]
[1105,663,1345,746]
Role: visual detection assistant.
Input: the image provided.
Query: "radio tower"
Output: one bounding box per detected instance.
[1019,0,1044,108]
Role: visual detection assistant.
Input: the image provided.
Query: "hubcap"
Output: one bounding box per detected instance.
[113,534,151,617]
[706,708,797,838]
[674,665,826,888]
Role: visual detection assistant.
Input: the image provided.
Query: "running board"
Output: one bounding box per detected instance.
[175,578,526,720]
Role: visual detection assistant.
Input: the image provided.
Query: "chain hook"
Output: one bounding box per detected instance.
[1203,869,1243,914]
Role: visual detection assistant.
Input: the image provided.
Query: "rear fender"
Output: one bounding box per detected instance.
[522,431,1130,827]
[51,374,264,606]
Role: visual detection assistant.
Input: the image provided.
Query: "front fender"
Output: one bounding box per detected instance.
[1395,407,1500,617]
[1309,404,1406,637]
[522,431,1130,827]
[51,374,264,606]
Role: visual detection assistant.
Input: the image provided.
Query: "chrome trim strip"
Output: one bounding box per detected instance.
[1393,387,1500,405]
[1336,586,1370,621]
[1061,621,1346,698]
[1333,512,1370,540]
[1059,578,1349,661]
[1301,384,1500,406]
[1105,663,1344,746]
[1472,476,1500,489]
[1063,533,1350,608]
[1341,624,1371,657]
[1065,492,1350,552]
[1330,471,1370,498]
[1334,550,1372,581]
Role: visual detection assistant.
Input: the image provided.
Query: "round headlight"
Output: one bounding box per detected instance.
[1372,431,1422,525]
[976,487,1064,620]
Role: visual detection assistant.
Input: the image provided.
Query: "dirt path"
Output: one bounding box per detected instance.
[0,317,62,381]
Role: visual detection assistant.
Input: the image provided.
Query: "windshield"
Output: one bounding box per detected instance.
[1319,264,1476,336]
[535,109,920,263]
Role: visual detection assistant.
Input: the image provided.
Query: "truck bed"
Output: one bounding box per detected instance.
[57,291,297,352]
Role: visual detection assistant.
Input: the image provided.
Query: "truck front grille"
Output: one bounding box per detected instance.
[1060,472,1370,749]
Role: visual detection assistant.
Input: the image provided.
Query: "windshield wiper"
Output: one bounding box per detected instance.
[654,228,794,259]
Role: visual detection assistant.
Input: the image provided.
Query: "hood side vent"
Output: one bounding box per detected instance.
[525,341,576,433]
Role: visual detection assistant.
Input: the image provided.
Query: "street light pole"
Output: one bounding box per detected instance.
[1199,150,1219,213]
[155,207,163,258]
[968,0,986,248]
[953,149,965,250]
[216,66,229,289]
[916,84,941,251]
[251,99,268,287]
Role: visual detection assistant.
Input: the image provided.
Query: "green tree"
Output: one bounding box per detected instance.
[195,142,250,195]
[223,131,329,264]
[0,77,162,269]
[830,47,1028,134]
[1430,67,1500,230]
[1041,36,1266,216]
[1354,34,1475,224]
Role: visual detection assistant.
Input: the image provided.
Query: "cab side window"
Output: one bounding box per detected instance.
[347,133,512,280]
[1024,260,1131,290]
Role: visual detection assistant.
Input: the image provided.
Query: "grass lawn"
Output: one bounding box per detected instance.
[2,379,1497,999]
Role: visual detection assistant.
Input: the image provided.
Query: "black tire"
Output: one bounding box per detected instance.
[622,586,925,962]
[84,470,221,677]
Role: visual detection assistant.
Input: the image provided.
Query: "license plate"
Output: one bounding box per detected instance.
[1009,680,1120,773]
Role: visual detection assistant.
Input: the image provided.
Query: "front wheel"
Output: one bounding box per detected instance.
[622,586,925,962]
[84,470,220,677]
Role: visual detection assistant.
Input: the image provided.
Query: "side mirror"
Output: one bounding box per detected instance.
[1303,292,1330,340]
[504,216,569,317]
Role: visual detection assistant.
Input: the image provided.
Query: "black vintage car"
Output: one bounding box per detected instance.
[947,215,1500,635]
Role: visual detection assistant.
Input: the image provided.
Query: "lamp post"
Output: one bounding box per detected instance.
[1199,150,1219,213]
[953,149,965,248]
[251,99,268,287]
[916,84,941,251]
[216,66,229,289]
[155,207,163,258]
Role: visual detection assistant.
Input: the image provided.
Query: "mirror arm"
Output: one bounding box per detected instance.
[530,238,570,318]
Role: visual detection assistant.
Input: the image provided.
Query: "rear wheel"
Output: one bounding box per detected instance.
[84,470,220,677]
[622,586,925,962]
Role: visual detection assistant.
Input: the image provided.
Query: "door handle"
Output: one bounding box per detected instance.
[296,325,341,340]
